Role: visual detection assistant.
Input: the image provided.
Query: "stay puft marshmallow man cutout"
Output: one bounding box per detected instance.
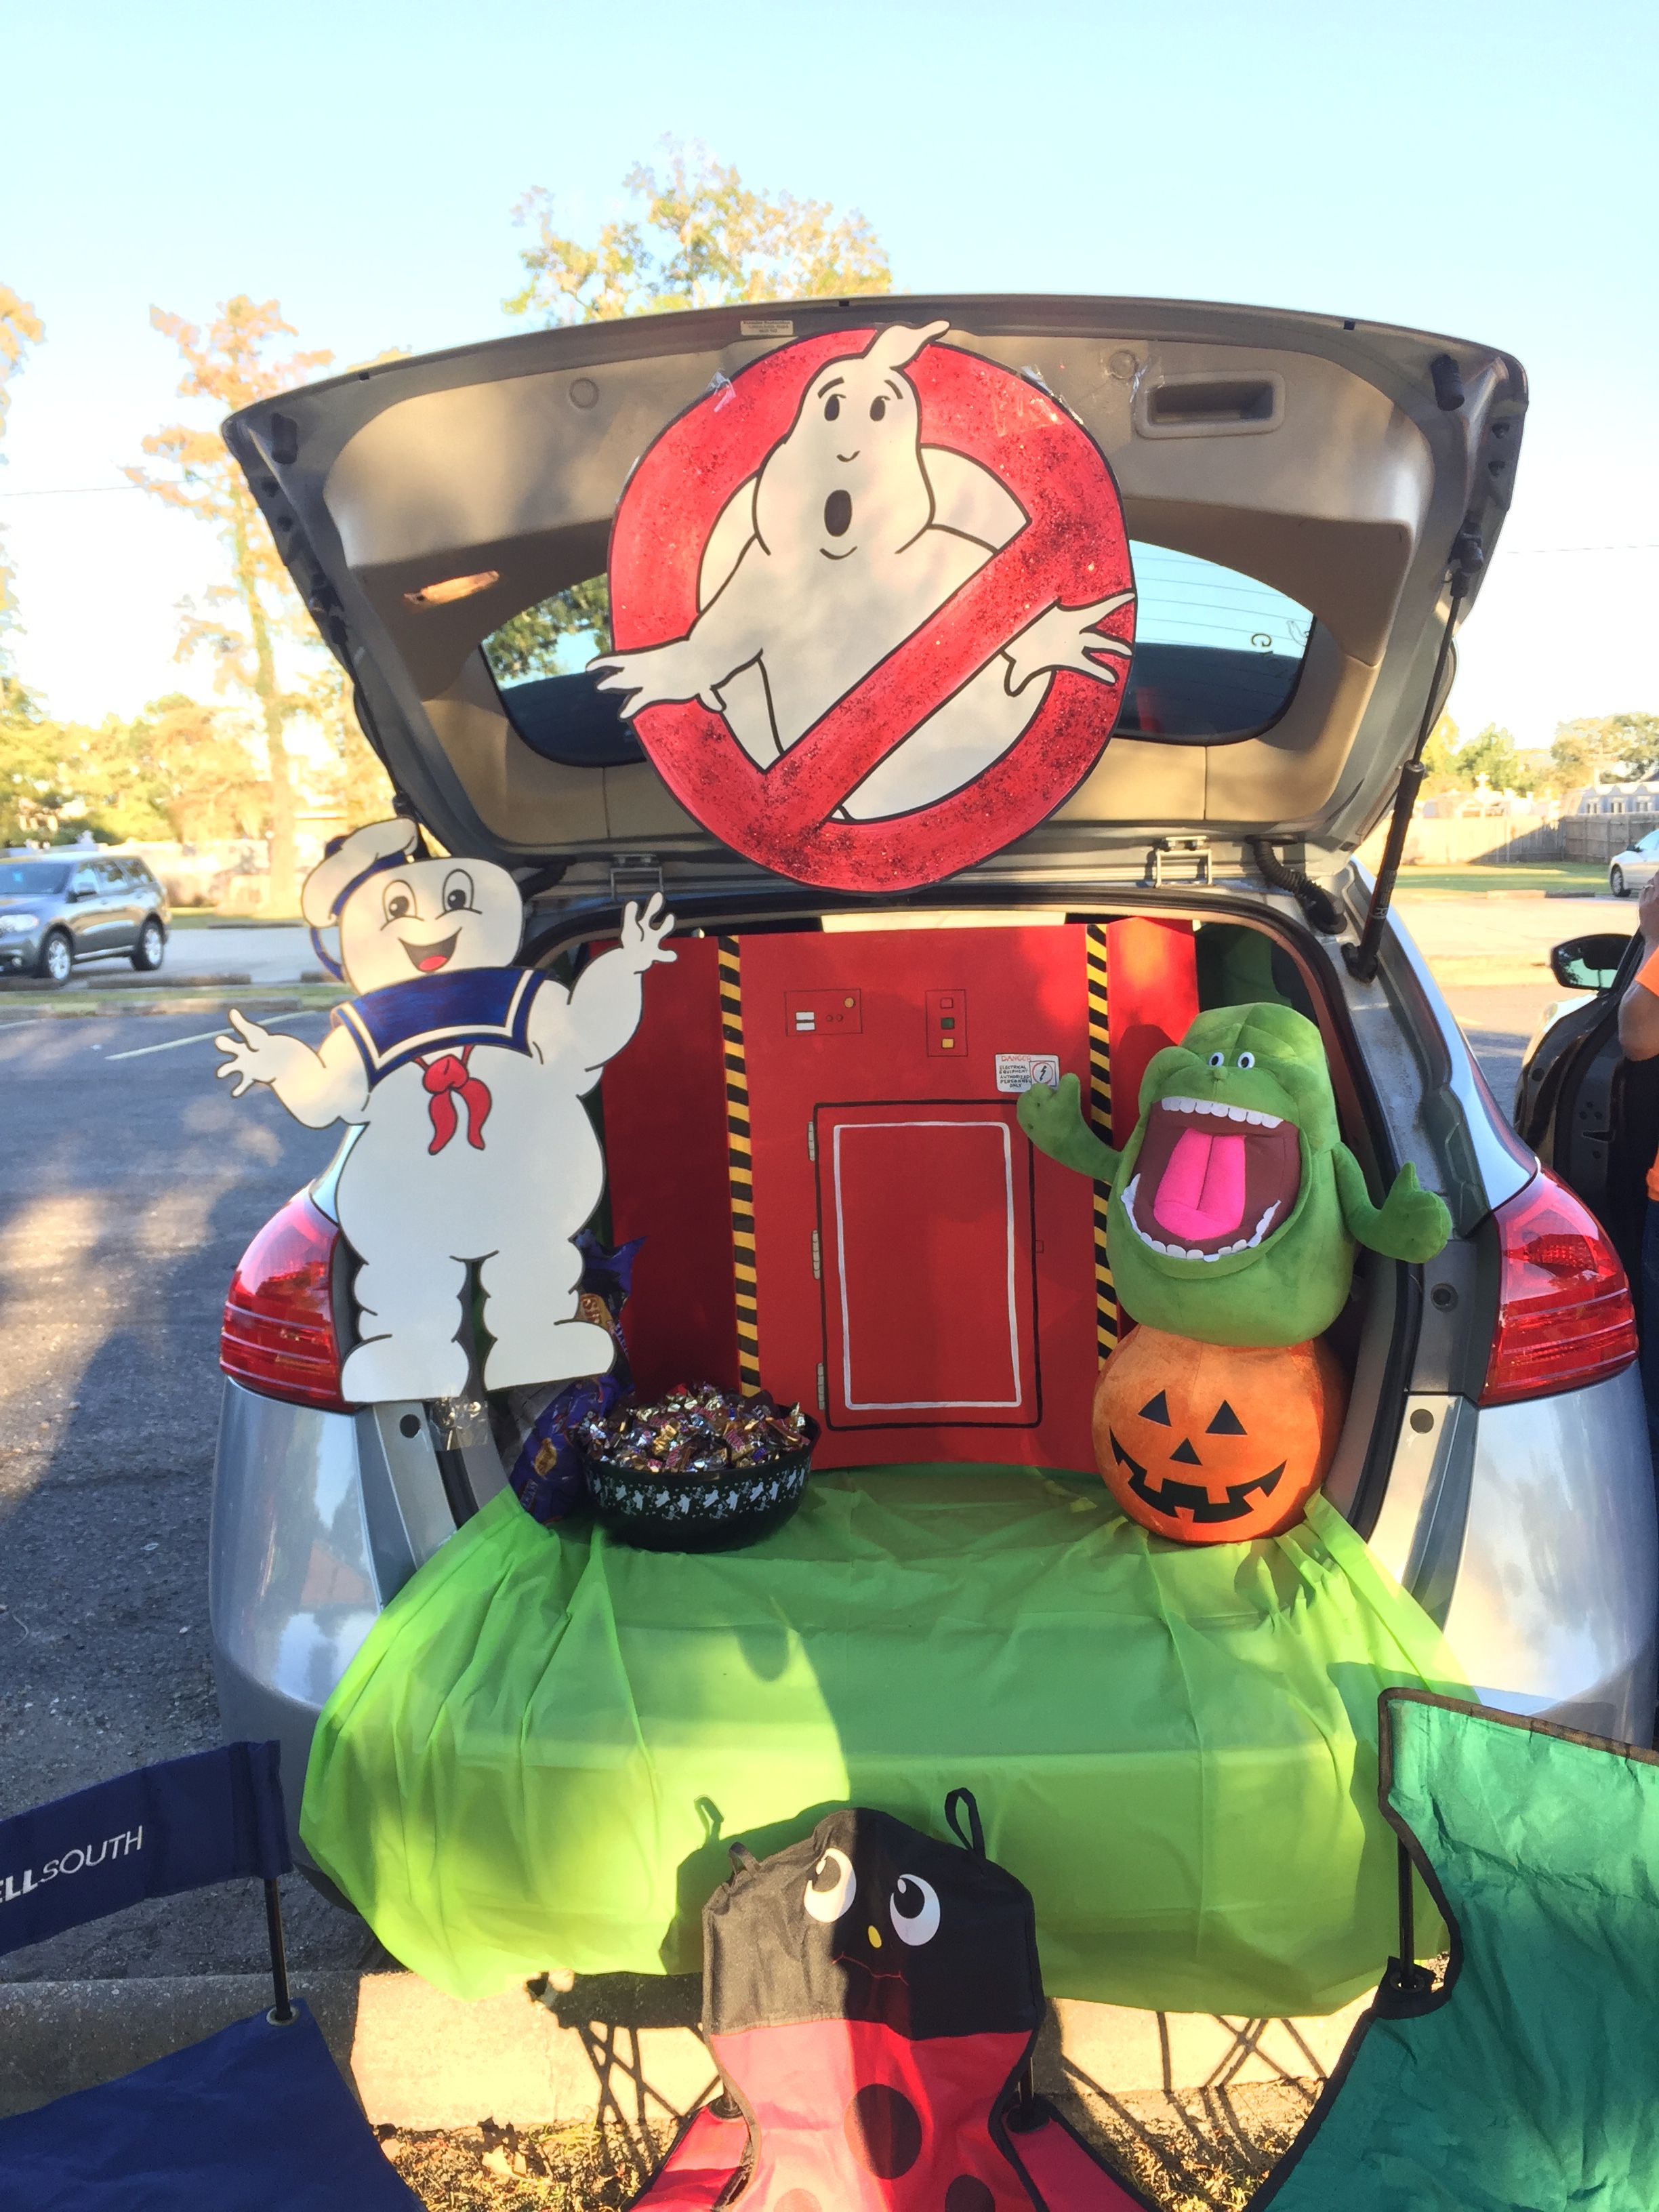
[592,320,1134,823]
[215,817,674,1406]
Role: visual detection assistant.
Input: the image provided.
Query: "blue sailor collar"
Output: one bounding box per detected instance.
[335,966,547,1086]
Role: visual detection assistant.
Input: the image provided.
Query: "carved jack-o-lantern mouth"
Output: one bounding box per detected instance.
[1091,1326,1347,1545]
[1107,1429,1286,1524]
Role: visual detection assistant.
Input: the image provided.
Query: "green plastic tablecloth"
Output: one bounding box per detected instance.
[301,1467,1466,2011]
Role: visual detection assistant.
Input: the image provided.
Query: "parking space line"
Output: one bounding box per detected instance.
[0,1019,41,1033]
[105,1010,320,1062]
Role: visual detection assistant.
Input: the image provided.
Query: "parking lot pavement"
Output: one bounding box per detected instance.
[0,1010,383,1982]
[1442,981,1570,1108]
[159,923,316,983]
[1393,890,1629,972]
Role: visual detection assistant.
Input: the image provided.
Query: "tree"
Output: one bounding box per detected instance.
[1456,722,1536,796]
[506,141,890,326]
[306,663,395,825]
[1417,716,1538,798]
[121,695,270,842]
[499,142,891,665]
[128,298,333,912]
[1418,714,1460,795]
[1551,714,1659,794]
[0,285,44,667]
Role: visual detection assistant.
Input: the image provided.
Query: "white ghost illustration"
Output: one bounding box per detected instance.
[592,321,1133,821]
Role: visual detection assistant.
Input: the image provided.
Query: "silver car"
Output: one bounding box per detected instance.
[207,295,1657,1880]
[1610,831,1659,899]
[0,851,169,983]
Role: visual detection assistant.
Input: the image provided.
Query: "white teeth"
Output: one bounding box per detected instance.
[1160,1094,1283,1130]
[1242,1204,1281,1249]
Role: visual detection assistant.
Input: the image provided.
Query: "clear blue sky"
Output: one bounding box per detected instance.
[3,0,1655,747]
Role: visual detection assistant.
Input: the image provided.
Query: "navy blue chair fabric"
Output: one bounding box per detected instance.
[0,1743,289,1956]
[0,1745,420,2209]
[0,2005,419,2211]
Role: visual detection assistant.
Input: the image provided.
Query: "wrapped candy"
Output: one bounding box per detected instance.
[580,1384,811,1479]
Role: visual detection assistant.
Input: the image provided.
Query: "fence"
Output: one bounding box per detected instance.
[1352,812,1659,869]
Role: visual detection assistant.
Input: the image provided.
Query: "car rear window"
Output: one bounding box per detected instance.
[480,541,1312,768]
[0,861,70,895]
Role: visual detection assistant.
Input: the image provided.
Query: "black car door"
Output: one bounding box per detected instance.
[1515,930,1659,1289]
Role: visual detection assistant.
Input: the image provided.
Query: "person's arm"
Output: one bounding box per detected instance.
[1618,878,1659,1061]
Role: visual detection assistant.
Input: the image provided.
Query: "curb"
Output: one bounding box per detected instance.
[0,1970,1368,2126]
[0,973,251,994]
[0,991,345,1021]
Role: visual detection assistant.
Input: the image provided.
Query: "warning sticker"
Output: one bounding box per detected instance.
[995,1052,1060,1095]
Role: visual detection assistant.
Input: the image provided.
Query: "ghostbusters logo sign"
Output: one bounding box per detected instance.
[592,321,1136,893]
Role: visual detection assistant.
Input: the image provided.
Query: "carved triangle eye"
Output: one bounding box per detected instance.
[1139,1391,1171,1425]
[1170,1437,1202,1465]
[1206,1401,1246,1435]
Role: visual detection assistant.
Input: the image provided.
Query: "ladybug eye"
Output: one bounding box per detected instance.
[442,868,474,914]
[1237,1051,1255,1069]
[869,396,887,422]
[804,1847,856,1923]
[823,394,841,422]
[1208,1052,1225,1069]
[889,1874,940,1946]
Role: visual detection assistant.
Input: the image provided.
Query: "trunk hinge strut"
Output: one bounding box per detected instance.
[1345,523,1484,983]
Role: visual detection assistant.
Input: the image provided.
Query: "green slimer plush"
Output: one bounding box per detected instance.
[1018,1001,1452,1349]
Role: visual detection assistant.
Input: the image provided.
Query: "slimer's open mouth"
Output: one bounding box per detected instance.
[1122,1095,1301,1262]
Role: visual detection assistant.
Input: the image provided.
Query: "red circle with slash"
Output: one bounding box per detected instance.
[605,328,1135,893]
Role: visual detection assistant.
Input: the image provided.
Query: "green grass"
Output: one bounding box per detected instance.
[1387,863,1609,898]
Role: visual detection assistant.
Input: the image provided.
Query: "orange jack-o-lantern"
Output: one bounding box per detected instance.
[1092,1326,1347,1544]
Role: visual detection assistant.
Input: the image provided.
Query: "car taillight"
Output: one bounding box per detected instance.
[221,1191,349,1412]
[1481,1170,1639,1406]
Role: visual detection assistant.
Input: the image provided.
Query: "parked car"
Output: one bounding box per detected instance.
[205,294,1657,1879]
[1609,832,1659,899]
[0,851,169,984]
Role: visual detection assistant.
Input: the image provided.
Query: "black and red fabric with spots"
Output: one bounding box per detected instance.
[632,1793,1151,2212]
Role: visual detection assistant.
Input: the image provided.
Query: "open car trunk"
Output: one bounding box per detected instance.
[486,888,1416,1541]
[225,294,1524,901]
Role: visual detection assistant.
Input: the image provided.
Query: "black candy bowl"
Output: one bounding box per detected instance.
[581,1431,817,1553]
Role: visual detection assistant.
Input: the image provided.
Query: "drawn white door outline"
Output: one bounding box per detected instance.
[827,1115,1027,1414]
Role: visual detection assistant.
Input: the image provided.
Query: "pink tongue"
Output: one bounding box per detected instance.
[1151,1128,1246,1242]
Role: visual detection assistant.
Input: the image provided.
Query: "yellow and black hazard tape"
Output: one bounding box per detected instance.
[717,937,763,1393]
[1085,924,1118,1363]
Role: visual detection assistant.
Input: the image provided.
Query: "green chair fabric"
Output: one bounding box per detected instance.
[1262,1689,1659,2209]
[302,1466,1463,2013]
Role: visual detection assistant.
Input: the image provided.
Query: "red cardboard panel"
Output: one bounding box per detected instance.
[818,1102,1038,1429]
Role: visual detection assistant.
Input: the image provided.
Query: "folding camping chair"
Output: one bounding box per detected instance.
[1258,1687,1659,2209]
[0,1741,420,2209]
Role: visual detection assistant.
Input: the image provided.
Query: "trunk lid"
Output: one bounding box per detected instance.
[224,294,1524,893]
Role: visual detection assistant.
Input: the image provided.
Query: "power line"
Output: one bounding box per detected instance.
[1501,541,1659,556]
[0,484,144,499]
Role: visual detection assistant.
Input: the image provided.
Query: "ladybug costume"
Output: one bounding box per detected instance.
[635,1793,1149,2212]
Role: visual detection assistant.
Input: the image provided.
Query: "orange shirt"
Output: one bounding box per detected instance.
[1638,948,1659,1200]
